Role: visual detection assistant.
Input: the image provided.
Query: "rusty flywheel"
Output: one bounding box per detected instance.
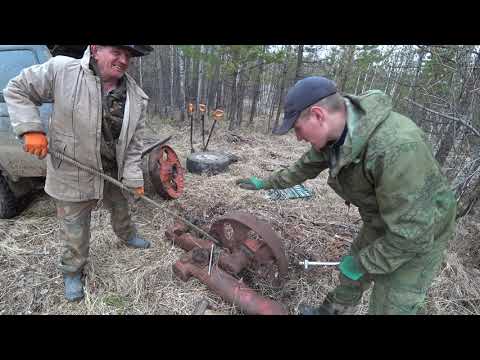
[148,145,185,200]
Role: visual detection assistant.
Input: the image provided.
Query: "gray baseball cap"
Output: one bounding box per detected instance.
[273,76,337,135]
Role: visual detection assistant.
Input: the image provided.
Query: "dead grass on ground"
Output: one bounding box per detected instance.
[1,117,480,314]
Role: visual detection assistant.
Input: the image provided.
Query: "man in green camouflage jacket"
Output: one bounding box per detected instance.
[236,76,456,315]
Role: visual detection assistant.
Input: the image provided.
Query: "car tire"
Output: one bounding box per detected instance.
[186,151,232,175]
[0,176,19,219]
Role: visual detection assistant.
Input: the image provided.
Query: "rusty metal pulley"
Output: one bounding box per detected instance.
[148,144,185,200]
[209,211,288,287]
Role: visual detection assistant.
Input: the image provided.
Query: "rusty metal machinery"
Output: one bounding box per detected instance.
[165,211,289,315]
[148,145,185,200]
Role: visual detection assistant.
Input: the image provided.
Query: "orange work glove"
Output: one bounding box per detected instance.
[134,186,145,197]
[23,132,48,159]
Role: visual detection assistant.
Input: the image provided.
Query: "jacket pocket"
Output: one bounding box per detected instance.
[50,131,90,178]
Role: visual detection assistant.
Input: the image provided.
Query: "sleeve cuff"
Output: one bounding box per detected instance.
[121,178,144,188]
[15,123,46,137]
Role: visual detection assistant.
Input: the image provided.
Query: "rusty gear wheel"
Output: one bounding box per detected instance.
[148,145,185,200]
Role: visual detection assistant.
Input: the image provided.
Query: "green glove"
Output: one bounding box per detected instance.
[339,255,364,281]
[235,176,265,190]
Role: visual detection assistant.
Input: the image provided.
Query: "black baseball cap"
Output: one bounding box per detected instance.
[101,45,153,57]
[273,76,337,135]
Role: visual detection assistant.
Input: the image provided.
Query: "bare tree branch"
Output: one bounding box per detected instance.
[403,98,480,137]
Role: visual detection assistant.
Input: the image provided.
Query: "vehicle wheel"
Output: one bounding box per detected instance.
[186,151,232,175]
[0,176,19,219]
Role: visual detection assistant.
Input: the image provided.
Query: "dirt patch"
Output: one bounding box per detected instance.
[1,119,479,314]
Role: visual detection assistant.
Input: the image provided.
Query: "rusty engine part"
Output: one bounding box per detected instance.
[148,145,185,200]
[165,212,288,315]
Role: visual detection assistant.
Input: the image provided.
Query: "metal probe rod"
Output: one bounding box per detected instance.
[48,149,220,245]
[299,260,340,269]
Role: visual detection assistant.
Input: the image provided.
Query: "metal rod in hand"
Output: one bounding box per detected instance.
[48,149,221,246]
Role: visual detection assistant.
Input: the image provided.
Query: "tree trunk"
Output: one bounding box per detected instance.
[337,45,356,92]
[294,45,304,83]
[267,78,280,133]
[273,46,291,133]
[228,69,239,130]
[196,45,204,107]
[435,48,475,167]
[361,63,371,93]
[408,47,425,109]
[435,121,455,166]
[236,69,248,127]
[173,46,182,109]
[248,45,266,126]
[179,50,188,123]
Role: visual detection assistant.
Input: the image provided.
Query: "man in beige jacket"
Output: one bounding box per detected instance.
[4,45,153,301]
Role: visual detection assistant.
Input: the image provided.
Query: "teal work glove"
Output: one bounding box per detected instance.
[235,176,265,190]
[339,255,365,281]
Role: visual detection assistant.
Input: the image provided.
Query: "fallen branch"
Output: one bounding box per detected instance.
[404,98,480,137]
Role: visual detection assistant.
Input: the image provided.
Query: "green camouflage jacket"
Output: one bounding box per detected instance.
[264,90,456,275]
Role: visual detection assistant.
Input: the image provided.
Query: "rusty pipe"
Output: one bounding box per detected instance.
[165,231,214,252]
[173,256,288,315]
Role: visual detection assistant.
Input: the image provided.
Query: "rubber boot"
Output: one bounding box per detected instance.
[63,273,84,302]
[126,235,151,249]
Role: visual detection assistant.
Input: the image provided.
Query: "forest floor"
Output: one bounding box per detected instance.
[1,116,480,315]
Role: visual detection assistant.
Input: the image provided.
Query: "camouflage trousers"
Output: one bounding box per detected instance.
[325,222,455,315]
[55,181,137,274]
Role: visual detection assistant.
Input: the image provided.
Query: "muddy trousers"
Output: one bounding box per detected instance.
[325,241,449,315]
[55,182,137,274]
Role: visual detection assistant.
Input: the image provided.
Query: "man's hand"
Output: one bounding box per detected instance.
[124,186,145,208]
[235,176,265,190]
[134,186,145,197]
[23,132,48,159]
[339,255,365,281]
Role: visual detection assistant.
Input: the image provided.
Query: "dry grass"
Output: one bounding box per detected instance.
[1,116,480,315]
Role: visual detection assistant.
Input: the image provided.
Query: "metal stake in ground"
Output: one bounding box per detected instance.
[204,108,224,151]
[199,103,206,149]
[188,102,195,153]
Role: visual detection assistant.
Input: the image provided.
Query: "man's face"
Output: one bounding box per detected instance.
[293,107,329,151]
[91,46,132,81]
